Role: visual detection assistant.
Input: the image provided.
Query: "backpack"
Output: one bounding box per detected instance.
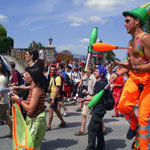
[104,88,115,111]
[65,74,72,86]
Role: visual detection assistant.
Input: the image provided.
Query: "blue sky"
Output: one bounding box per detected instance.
[0,0,149,61]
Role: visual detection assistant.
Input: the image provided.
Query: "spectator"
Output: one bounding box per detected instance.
[11,66,47,149]
[9,61,20,86]
[0,63,12,137]
[75,67,96,136]
[39,47,46,61]
[47,65,66,130]
[111,66,124,117]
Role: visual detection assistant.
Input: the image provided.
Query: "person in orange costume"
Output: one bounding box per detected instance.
[110,3,150,150]
[111,66,124,117]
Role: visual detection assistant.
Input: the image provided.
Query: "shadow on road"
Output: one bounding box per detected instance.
[41,138,78,150]
[65,121,81,128]
[106,139,127,150]
[46,122,81,131]
[67,112,82,117]
[103,118,119,123]
[105,127,113,135]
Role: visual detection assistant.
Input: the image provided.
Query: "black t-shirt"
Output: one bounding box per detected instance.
[92,79,108,115]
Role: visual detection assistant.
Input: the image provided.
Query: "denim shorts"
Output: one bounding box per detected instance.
[49,97,62,109]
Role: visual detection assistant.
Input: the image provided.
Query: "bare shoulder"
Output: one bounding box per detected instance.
[141,33,150,45]
[32,86,42,95]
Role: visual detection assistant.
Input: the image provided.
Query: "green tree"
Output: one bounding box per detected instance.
[0,25,14,54]
[144,16,150,33]
[0,24,7,37]
[28,41,43,50]
[62,50,72,54]
[105,51,116,62]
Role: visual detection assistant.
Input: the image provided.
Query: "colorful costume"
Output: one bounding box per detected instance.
[118,32,150,150]
[118,72,150,150]
[120,3,150,148]
[112,75,124,117]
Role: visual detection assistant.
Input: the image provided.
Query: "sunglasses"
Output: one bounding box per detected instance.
[125,19,131,23]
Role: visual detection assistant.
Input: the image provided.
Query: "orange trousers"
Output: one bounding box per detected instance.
[118,72,150,150]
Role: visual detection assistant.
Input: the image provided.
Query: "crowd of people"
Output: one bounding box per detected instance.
[0,3,150,150]
[0,50,126,150]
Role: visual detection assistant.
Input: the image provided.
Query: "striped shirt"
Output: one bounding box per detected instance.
[26,87,45,117]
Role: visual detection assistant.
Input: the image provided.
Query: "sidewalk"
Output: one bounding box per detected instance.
[4,55,25,73]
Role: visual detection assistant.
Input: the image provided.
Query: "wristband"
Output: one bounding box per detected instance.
[115,72,119,76]
[16,98,22,104]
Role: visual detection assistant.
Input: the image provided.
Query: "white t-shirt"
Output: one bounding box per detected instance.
[0,75,9,104]
[72,72,81,83]
[39,49,45,60]
[66,71,72,79]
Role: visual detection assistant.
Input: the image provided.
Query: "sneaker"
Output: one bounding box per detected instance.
[58,122,67,128]
[46,127,51,131]
[63,111,68,117]
[76,107,82,112]
[127,127,137,140]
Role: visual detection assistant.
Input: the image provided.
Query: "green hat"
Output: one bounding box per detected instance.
[123,2,150,25]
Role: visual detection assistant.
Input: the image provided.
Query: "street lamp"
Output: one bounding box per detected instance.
[48,38,53,45]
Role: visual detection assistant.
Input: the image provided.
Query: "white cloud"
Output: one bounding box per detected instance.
[80,38,89,43]
[89,16,108,24]
[70,23,80,27]
[82,0,136,11]
[0,14,8,22]
[68,16,85,23]
[68,15,109,27]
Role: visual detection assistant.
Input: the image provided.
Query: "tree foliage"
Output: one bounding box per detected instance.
[0,24,7,37]
[0,25,14,54]
[28,41,43,50]
[105,51,116,62]
[144,16,150,33]
[62,50,72,54]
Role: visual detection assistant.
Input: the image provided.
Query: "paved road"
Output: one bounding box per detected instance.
[0,55,134,150]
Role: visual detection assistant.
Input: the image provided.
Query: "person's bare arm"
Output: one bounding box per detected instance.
[109,67,128,83]
[78,80,83,87]
[11,87,42,114]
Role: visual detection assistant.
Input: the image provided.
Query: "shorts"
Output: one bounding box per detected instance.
[82,104,91,116]
[49,97,61,109]
[0,104,9,121]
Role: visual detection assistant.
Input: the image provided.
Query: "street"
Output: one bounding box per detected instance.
[0,102,134,150]
[0,55,134,150]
